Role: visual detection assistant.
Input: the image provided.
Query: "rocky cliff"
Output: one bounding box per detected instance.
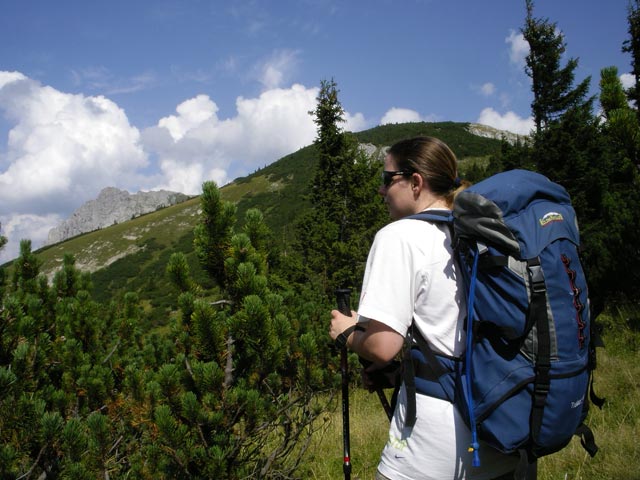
[467,123,526,144]
[46,187,190,245]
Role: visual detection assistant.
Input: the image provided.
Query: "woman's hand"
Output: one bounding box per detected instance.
[329,309,358,342]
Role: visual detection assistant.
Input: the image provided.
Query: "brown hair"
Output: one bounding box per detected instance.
[387,136,470,207]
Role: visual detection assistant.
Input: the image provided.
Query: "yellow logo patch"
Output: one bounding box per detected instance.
[539,212,564,227]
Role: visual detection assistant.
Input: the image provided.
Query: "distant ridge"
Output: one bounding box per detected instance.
[46,187,190,245]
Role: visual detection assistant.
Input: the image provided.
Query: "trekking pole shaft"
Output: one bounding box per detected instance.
[335,288,352,480]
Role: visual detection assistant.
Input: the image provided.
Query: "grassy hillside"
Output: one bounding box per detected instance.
[18,121,502,322]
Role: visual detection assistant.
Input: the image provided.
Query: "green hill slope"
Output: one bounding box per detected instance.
[23,121,502,321]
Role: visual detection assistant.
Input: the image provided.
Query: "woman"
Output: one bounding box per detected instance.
[329,136,519,480]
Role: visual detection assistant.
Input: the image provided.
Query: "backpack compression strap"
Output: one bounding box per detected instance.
[527,257,552,452]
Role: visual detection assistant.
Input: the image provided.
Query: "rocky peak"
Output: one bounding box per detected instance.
[46,187,190,245]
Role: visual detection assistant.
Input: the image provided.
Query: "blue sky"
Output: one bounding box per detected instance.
[0,0,632,262]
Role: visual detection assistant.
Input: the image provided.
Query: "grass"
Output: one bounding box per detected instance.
[297,388,390,479]
[302,320,640,480]
[536,312,640,480]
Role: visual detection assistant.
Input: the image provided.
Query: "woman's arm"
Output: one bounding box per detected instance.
[329,310,404,365]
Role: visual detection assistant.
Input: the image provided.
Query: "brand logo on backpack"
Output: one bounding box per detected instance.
[539,211,564,227]
[571,395,585,409]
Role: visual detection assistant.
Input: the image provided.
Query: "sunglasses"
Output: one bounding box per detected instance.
[381,169,413,187]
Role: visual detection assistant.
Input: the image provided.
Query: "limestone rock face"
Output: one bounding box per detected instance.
[467,123,526,144]
[47,187,189,244]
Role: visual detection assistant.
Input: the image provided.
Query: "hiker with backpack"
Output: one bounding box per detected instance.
[329,136,519,480]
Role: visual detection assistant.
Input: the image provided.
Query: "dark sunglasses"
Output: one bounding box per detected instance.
[381,169,413,187]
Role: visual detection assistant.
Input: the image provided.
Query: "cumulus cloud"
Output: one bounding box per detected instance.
[344,111,368,132]
[477,107,534,136]
[0,213,62,263]
[379,107,439,126]
[506,30,529,66]
[144,84,320,194]
[0,73,148,213]
[380,108,423,125]
[620,72,635,90]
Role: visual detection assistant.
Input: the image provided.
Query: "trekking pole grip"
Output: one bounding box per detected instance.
[336,288,394,422]
[336,288,351,316]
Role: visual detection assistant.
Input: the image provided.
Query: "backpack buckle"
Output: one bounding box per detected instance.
[527,259,546,294]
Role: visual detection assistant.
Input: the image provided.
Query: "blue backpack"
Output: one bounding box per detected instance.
[404,169,603,476]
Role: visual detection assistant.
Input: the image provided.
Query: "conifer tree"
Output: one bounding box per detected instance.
[520,1,640,310]
[0,245,130,477]
[295,79,386,295]
[590,66,640,306]
[193,180,236,286]
[523,0,592,136]
[623,0,640,119]
[146,184,328,478]
[522,1,596,188]
[600,66,640,165]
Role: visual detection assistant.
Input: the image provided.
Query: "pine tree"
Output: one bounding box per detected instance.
[518,1,640,312]
[588,66,640,307]
[0,244,131,477]
[600,66,640,166]
[623,0,640,119]
[146,185,329,478]
[193,180,236,286]
[523,0,592,136]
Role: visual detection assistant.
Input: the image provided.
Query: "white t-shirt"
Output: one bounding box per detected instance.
[357,214,518,480]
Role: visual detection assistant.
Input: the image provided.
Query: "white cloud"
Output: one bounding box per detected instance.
[620,73,635,90]
[477,107,534,136]
[256,49,300,90]
[144,83,321,194]
[344,111,368,132]
[481,83,495,96]
[379,108,439,126]
[0,70,27,89]
[506,29,529,66]
[0,74,148,213]
[158,94,218,141]
[0,213,62,264]
[472,82,496,97]
[380,108,423,125]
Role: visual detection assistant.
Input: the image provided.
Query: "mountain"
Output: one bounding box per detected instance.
[46,187,191,245]
[20,122,504,321]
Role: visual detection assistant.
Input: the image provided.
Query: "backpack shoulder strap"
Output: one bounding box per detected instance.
[406,209,454,224]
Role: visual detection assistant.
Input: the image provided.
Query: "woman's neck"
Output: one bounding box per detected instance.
[416,194,449,212]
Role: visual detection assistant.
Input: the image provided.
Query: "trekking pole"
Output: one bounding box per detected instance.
[335,288,353,480]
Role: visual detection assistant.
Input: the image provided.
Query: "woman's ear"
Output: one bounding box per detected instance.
[411,172,423,191]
